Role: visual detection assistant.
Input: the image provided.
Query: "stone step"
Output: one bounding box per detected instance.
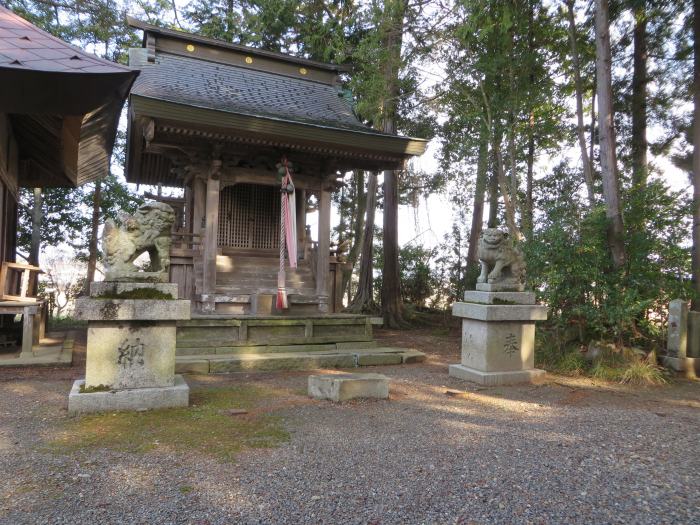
[178,340,378,356]
[175,347,425,374]
[215,287,317,296]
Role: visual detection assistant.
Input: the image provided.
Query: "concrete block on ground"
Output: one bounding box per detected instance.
[308,373,389,402]
[68,375,190,414]
[449,364,545,386]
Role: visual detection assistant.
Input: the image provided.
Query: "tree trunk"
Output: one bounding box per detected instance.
[341,170,367,301]
[380,0,407,329]
[566,0,596,205]
[85,179,102,291]
[348,172,378,312]
[493,125,522,241]
[523,0,535,237]
[590,77,596,166]
[594,0,626,268]
[631,0,648,189]
[487,164,499,228]
[692,0,700,310]
[29,188,42,266]
[466,125,489,289]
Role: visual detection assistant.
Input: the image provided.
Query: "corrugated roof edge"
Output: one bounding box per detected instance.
[127,17,351,74]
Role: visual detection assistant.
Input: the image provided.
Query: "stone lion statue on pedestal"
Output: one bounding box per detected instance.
[103,202,176,282]
[477,228,525,288]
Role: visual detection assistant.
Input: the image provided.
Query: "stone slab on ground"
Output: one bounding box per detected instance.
[449,363,546,386]
[67,375,190,414]
[308,373,389,402]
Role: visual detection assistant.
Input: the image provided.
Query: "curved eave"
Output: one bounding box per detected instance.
[0,67,137,115]
[1,67,138,186]
[129,94,428,158]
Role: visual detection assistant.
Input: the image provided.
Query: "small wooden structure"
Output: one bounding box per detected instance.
[126,19,427,315]
[0,7,137,356]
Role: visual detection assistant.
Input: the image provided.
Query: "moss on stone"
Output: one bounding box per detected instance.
[95,289,174,300]
[492,298,518,305]
[79,384,112,394]
[49,385,289,461]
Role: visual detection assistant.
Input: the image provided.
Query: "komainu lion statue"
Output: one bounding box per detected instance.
[477,228,525,289]
[103,202,175,282]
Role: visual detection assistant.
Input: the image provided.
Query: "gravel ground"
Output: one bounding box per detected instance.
[0,328,699,524]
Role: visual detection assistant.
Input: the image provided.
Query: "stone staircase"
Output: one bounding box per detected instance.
[196,254,324,314]
[174,313,426,373]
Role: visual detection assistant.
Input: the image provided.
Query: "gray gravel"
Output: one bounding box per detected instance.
[1,335,699,524]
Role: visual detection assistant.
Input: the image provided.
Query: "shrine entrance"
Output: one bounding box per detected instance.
[218,183,280,253]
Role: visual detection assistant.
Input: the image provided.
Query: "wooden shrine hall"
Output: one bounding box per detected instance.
[0,6,137,364]
[126,19,427,319]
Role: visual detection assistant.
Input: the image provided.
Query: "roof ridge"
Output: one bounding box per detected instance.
[127,16,350,74]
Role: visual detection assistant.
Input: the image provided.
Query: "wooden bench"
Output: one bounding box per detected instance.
[0,262,46,355]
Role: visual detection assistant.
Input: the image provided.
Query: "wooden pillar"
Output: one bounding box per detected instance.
[316,188,331,312]
[203,161,221,295]
[296,189,306,260]
[192,176,206,236]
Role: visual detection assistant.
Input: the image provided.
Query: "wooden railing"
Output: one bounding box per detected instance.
[169,230,201,299]
[0,262,42,302]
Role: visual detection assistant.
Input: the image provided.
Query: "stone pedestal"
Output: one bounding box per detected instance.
[68,282,191,413]
[660,300,700,378]
[449,291,547,386]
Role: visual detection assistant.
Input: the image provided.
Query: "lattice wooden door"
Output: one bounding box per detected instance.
[218,184,280,250]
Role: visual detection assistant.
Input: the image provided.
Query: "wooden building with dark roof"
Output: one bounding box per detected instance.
[126,18,428,318]
[0,6,138,263]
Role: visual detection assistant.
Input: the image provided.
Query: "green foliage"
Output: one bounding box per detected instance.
[526,163,691,348]
[17,174,143,262]
[620,360,668,386]
[399,244,436,306]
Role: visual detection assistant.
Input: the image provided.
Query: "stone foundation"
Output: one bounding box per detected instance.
[68,375,190,414]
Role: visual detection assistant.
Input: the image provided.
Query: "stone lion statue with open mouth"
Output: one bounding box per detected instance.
[103,202,175,282]
[477,228,525,287]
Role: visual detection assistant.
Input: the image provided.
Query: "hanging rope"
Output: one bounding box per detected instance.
[277,158,296,310]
